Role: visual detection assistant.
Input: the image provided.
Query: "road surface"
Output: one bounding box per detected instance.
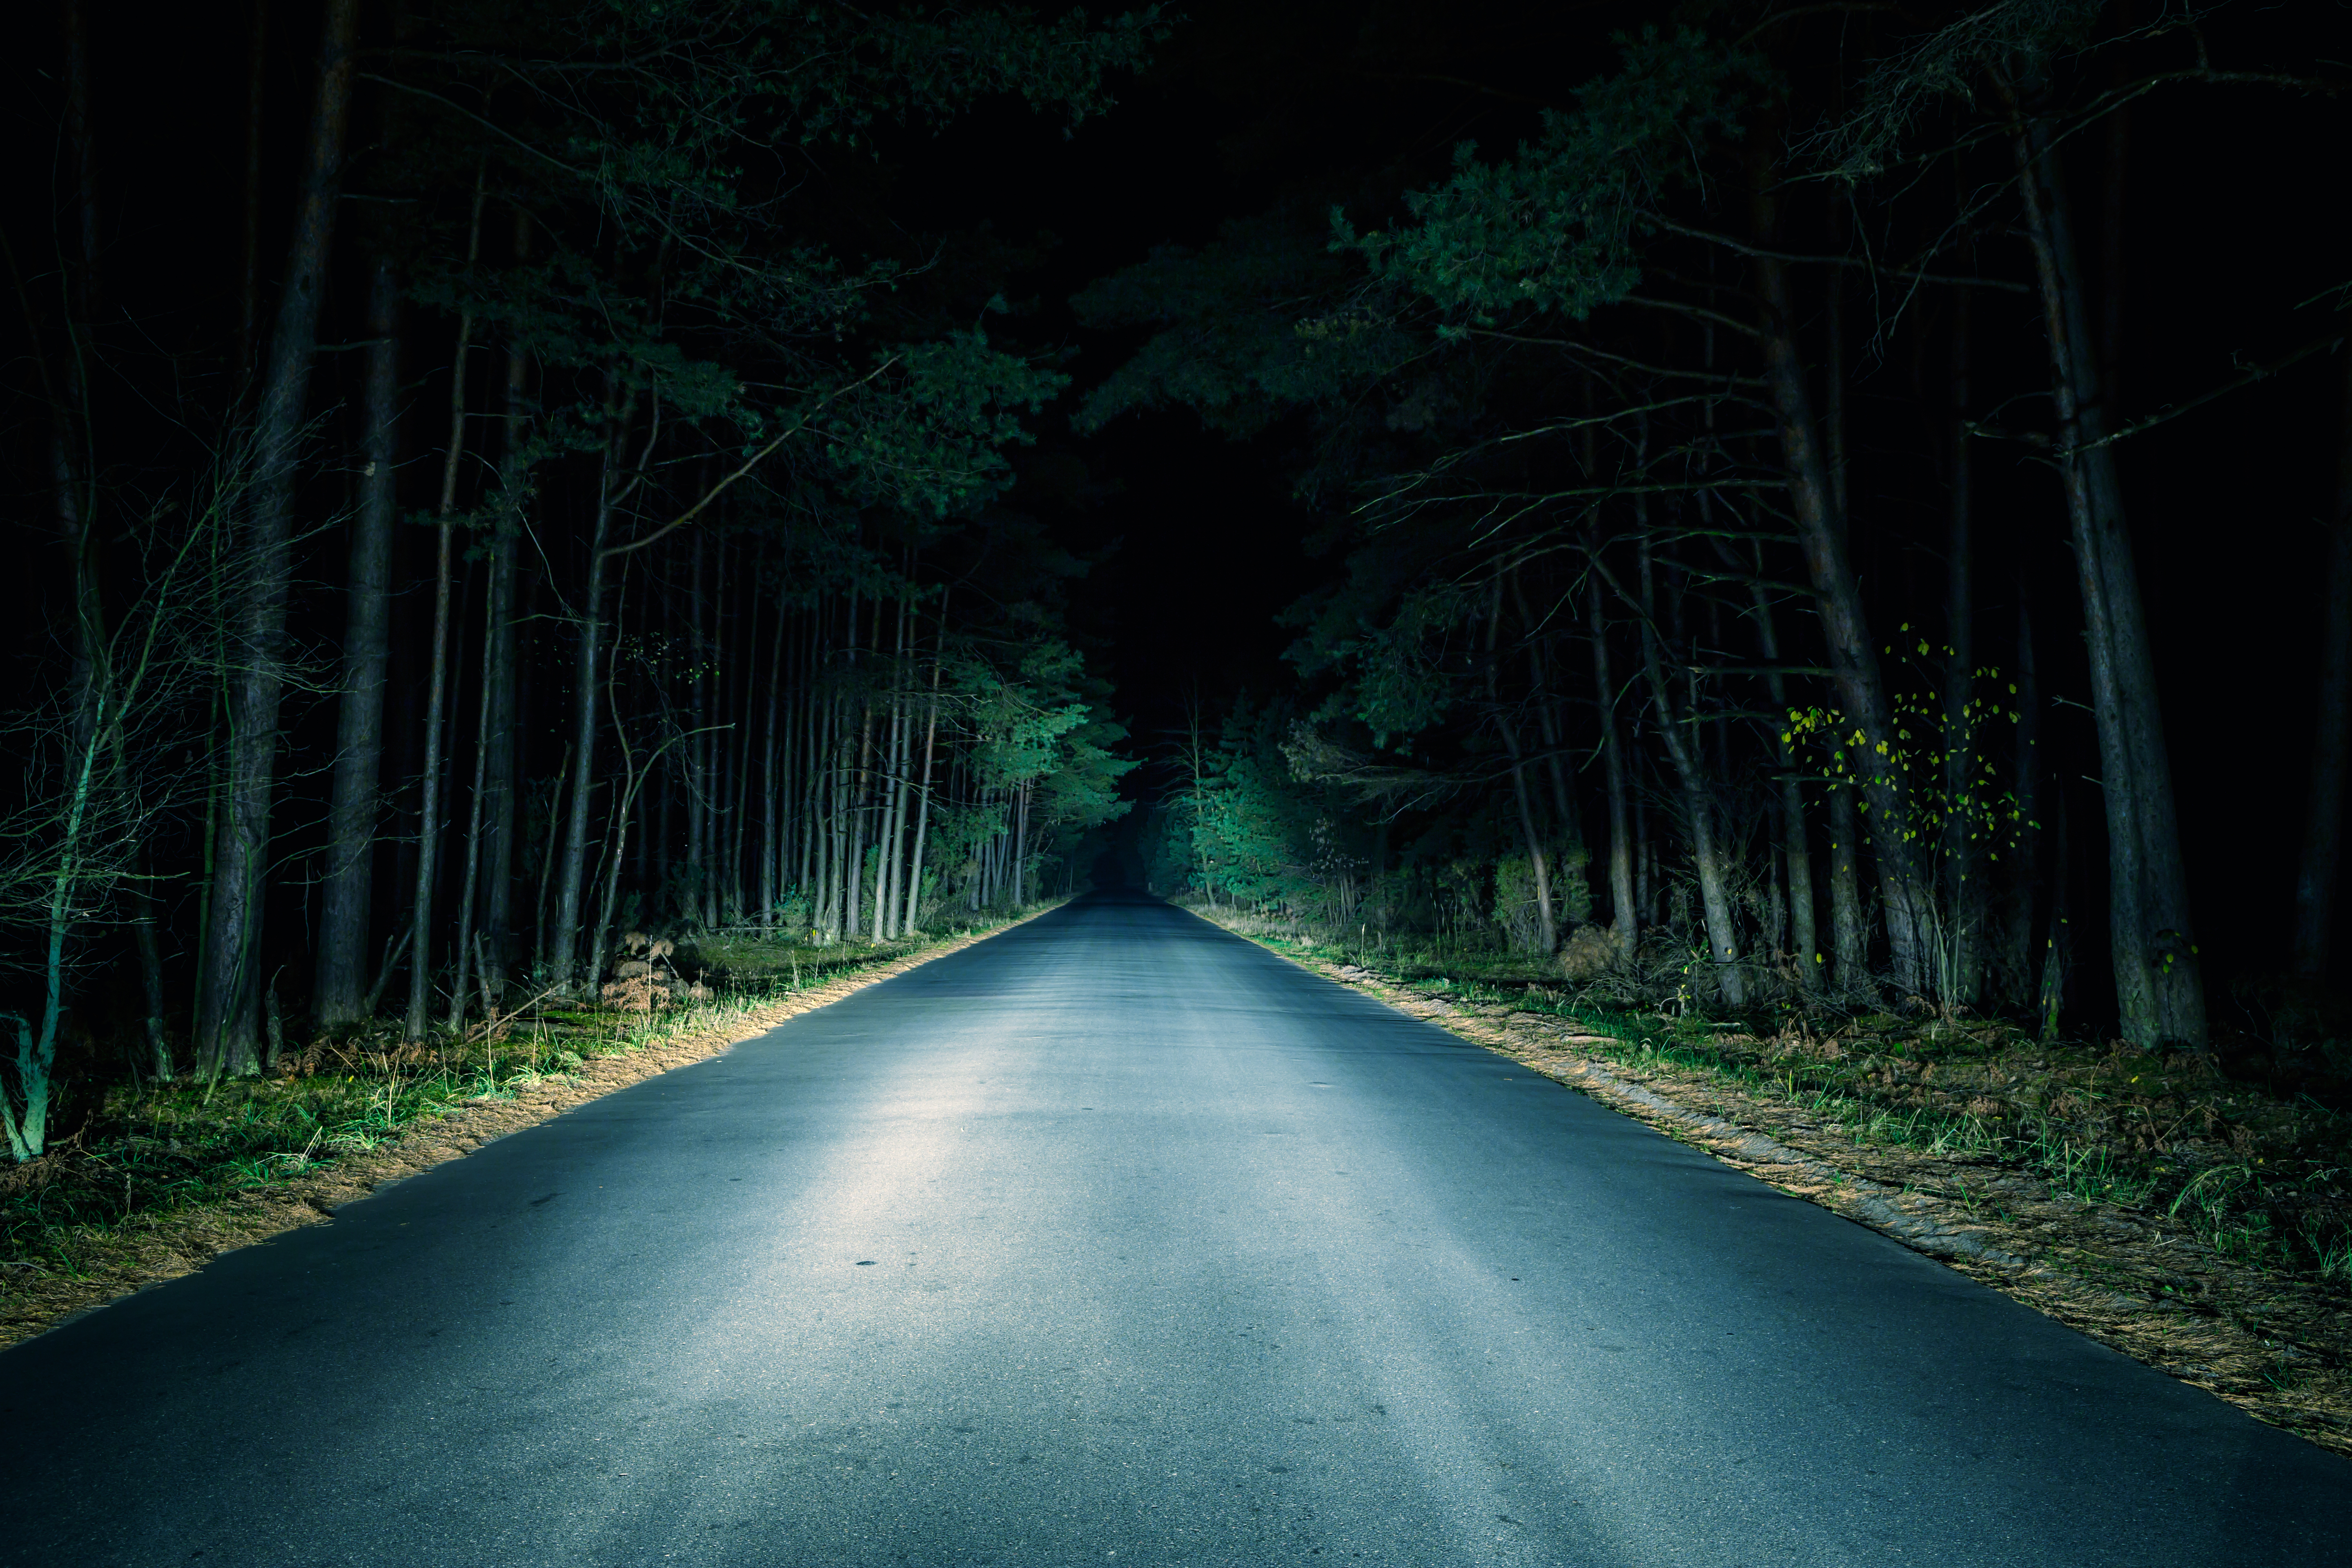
[5,891,2346,1566]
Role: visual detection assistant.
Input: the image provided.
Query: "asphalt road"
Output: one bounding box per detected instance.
[7,891,2348,1567]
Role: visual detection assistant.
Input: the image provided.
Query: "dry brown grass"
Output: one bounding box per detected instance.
[0,912,1051,1350]
[1238,915,2352,1461]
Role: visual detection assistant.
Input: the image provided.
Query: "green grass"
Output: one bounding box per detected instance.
[1222,914,2351,1290]
[4,1060,543,1281]
[2,908,1049,1285]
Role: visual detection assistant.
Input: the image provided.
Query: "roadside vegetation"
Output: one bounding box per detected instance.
[1209,906,2352,1289]
[1188,901,2352,1450]
[5,0,1142,1184]
[0,907,1051,1314]
[1091,0,2352,1399]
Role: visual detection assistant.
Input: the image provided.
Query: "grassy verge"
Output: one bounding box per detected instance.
[0,908,1051,1323]
[1196,905,2352,1454]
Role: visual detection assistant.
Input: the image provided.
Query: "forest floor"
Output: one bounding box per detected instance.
[0,904,1060,1350]
[1193,907,2352,1460]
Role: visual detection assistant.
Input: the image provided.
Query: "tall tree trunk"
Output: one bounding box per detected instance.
[2010,93,2205,1050]
[904,629,943,936]
[478,206,532,989]
[1587,575,1638,957]
[1633,789,1651,930]
[404,486,458,1039]
[2039,795,2073,1042]
[1943,287,1983,1008]
[875,705,905,939]
[447,584,493,1034]
[2002,585,2043,1006]
[534,741,568,976]
[1746,579,1819,989]
[1621,546,1744,1003]
[1512,576,1587,922]
[194,0,360,1076]
[825,632,848,940]
[1828,782,1868,991]
[728,556,756,922]
[760,591,784,925]
[1749,151,1931,995]
[588,562,646,977]
[706,536,729,927]
[1013,784,1030,906]
[2293,346,2352,976]
[314,258,399,1024]
[548,381,637,990]
[403,178,484,1042]
[881,596,913,937]
[133,848,172,1083]
[800,612,821,898]
[1488,579,1555,952]
[847,596,875,937]
[686,535,708,924]
[477,472,523,977]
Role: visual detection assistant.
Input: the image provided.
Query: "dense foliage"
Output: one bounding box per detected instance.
[1094,0,2350,1069]
[1,0,1153,1154]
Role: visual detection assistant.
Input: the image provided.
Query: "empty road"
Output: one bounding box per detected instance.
[6,891,2346,1566]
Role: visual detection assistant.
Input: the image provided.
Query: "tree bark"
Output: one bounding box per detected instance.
[194,0,360,1076]
[476,205,533,989]
[314,257,399,1025]
[1828,780,1868,991]
[404,178,484,1042]
[686,534,708,925]
[1749,151,1931,996]
[1512,575,1587,922]
[588,560,646,976]
[904,618,944,936]
[548,380,638,990]
[1587,575,1638,958]
[728,552,755,923]
[1634,790,1652,929]
[534,741,568,976]
[1746,579,1819,989]
[1013,783,1030,906]
[1621,545,1744,1003]
[760,591,785,924]
[447,584,494,1034]
[132,846,171,1083]
[2011,95,2205,1050]
[1943,286,1983,1007]
[708,538,731,927]
[2039,795,2073,1042]
[1488,579,1555,952]
[2002,585,2043,1005]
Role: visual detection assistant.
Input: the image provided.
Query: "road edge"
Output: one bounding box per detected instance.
[0,903,1066,1350]
[1180,904,2352,1461]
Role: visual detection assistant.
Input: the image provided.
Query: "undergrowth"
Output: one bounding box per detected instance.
[1232,916,2352,1294]
[0,912,1036,1286]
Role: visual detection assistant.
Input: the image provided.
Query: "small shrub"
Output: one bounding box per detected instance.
[1559,924,1621,980]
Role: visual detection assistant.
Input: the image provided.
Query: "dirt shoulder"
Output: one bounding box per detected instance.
[0,909,1055,1350]
[1197,911,2352,1461]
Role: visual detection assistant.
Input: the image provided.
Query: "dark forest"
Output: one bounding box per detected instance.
[9,0,2352,1532]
